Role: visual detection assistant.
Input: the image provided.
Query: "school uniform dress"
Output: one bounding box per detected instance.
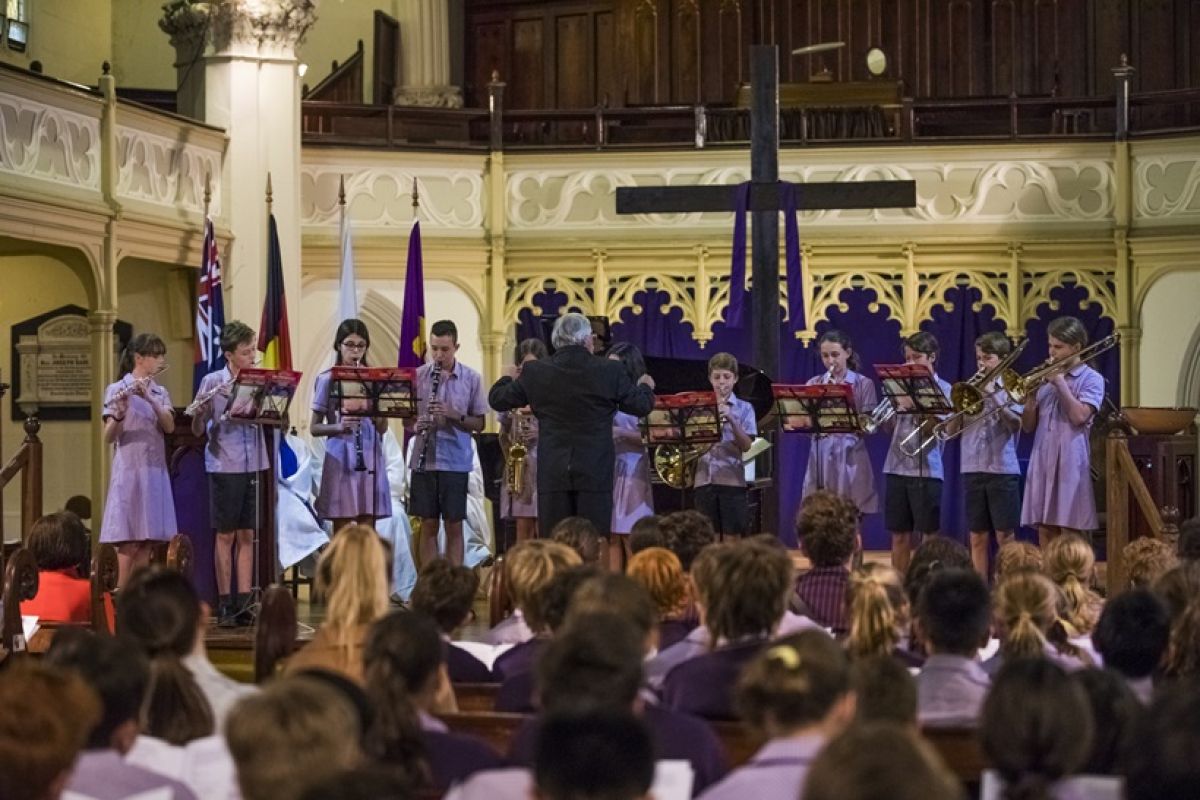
[694,394,758,536]
[612,411,654,534]
[980,772,1124,800]
[195,366,270,531]
[446,639,494,683]
[493,637,544,681]
[66,750,198,800]
[915,654,991,728]
[410,360,489,522]
[883,374,953,534]
[311,370,392,521]
[661,637,766,720]
[697,733,825,800]
[960,385,1023,532]
[499,410,539,519]
[100,374,176,543]
[1020,363,1105,530]
[483,609,534,646]
[419,712,504,792]
[801,371,879,514]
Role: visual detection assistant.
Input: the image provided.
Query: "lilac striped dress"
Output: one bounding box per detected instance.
[611,411,653,534]
[499,410,538,519]
[801,370,880,513]
[100,374,177,543]
[312,370,392,520]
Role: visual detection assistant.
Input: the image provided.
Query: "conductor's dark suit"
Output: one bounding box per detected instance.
[489,344,655,535]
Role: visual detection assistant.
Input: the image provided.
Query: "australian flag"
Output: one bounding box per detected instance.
[193,216,226,392]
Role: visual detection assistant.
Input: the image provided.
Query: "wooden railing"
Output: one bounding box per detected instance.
[304,40,364,104]
[1105,429,1182,594]
[0,409,44,547]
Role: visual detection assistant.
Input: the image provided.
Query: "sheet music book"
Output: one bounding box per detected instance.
[641,391,722,446]
[771,383,860,433]
[225,368,302,425]
[329,366,418,419]
[875,363,954,414]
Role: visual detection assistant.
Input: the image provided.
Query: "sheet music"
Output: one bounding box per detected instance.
[21,615,39,643]
[452,640,515,672]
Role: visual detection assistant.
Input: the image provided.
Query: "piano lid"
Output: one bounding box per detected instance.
[643,355,775,421]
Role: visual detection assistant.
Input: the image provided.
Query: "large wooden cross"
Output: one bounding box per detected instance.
[615,46,917,380]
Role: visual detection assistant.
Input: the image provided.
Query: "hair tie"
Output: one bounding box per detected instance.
[1017,610,1033,623]
[766,645,801,670]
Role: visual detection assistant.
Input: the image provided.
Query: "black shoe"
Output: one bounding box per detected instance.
[233,593,257,627]
[215,595,237,628]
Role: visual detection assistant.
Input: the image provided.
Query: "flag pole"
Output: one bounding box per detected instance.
[204,170,211,221]
[412,177,420,219]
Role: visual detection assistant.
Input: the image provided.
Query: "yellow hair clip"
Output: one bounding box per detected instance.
[766,644,801,670]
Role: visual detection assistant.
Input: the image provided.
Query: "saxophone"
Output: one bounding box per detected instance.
[505,411,531,497]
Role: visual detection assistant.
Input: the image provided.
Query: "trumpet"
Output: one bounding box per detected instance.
[185,375,235,417]
[110,364,170,407]
[861,397,896,434]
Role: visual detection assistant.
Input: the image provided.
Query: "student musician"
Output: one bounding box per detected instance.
[607,342,654,570]
[310,319,391,533]
[500,338,549,544]
[101,333,176,586]
[959,332,1023,579]
[693,352,756,538]
[190,320,268,626]
[882,331,952,573]
[1020,316,1105,548]
[408,319,488,567]
[801,329,880,517]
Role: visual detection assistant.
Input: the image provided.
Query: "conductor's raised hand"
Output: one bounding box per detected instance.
[638,373,656,390]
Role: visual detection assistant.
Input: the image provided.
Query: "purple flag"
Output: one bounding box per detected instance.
[398,220,426,368]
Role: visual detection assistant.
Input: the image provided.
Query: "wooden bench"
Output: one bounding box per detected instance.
[454,682,500,713]
[0,547,38,660]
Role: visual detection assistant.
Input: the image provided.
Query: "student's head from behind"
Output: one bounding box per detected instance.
[1123,536,1178,588]
[536,611,645,715]
[916,568,990,657]
[536,564,604,635]
[628,514,664,554]
[981,659,1094,795]
[64,494,92,521]
[514,337,549,370]
[409,558,479,635]
[332,318,371,366]
[1152,560,1200,622]
[220,319,257,369]
[567,573,658,653]
[658,509,716,572]
[701,539,792,642]
[226,677,362,800]
[44,627,149,753]
[1178,516,1200,562]
[845,563,910,659]
[903,330,940,369]
[994,540,1043,582]
[804,722,960,800]
[1164,597,1200,679]
[1092,588,1170,680]
[735,630,855,739]
[795,490,859,568]
[817,329,860,374]
[0,663,100,800]
[606,342,646,383]
[505,540,582,624]
[27,510,90,574]
[1044,532,1100,634]
[299,766,415,800]
[428,319,460,368]
[707,352,739,398]
[317,524,390,636]
[1070,668,1143,776]
[903,535,973,609]
[625,547,690,621]
[1124,680,1200,800]
[992,570,1059,660]
[551,516,607,565]
[851,654,918,727]
[533,712,654,800]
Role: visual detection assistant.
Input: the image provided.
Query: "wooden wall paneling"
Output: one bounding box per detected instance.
[1133,0,1177,92]
[1091,0,1127,95]
[1054,0,1091,97]
[878,0,910,89]
[556,12,594,107]
[849,0,885,82]
[990,0,1017,95]
[468,20,510,107]
[1190,1,1200,89]
[935,0,983,96]
[1031,0,1060,94]
[708,0,744,102]
[673,0,703,102]
[595,10,618,105]
[632,0,661,103]
[511,17,545,108]
[914,0,933,97]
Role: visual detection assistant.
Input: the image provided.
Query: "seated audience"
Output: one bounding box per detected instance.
[850,654,918,727]
[902,535,973,656]
[645,543,725,686]
[987,571,1091,674]
[994,540,1043,582]
[0,663,100,800]
[659,509,717,572]
[286,524,391,684]
[1092,588,1170,702]
[484,539,581,646]
[980,658,1120,800]
[20,511,114,630]
[626,547,696,650]
[844,563,921,666]
[662,539,793,720]
[551,515,608,565]
[45,629,197,800]
[1152,560,1200,622]
[226,677,363,800]
[534,713,655,800]
[1123,680,1200,800]
[699,631,855,800]
[1070,669,1143,776]
[1122,536,1178,588]
[629,514,665,554]
[362,610,502,791]
[299,766,415,800]
[1177,516,1200,562]
[803,721,960,800]
[410,558,493,682]
[914,568,992,727]
[792,491,858,633]
[1163,596,1200,680]
[1044,533,1103,637]
[494,562,599,687]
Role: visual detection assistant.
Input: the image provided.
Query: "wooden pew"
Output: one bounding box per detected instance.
[90,542,118,634]
[454,682,500,713]
[0,547,38,660]
[254,584,298,683]
[151,533,195,579]
[488,554,511,628]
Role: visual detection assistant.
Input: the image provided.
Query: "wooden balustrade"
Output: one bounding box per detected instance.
[1105,429,1182,595]
[0,415,44,546]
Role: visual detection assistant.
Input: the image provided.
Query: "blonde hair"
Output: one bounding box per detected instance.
[995,541,1043,581]
[845,564,909,660]
[626,547,689,618]
[1123,537,1179,588]
[993,571,1059,661]
[316,524,390,651]
[505,540,581,619]
[1044,534,1102,635]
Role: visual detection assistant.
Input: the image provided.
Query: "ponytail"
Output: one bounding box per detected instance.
[1002,611,1048,661]
[995,572,1059,662]
[1045,534,1101,636]
[846,565,906,660]
[1002,773,1054,800]
[141,654,214,745]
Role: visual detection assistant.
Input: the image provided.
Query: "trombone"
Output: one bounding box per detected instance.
[1002,332,1120,404]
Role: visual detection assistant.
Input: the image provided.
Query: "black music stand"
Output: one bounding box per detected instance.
[225,368,302,425]
[875,364,954,415]
[771,383,860,433]
[641,391,723,447]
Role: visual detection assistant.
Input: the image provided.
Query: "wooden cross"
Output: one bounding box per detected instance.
[615,46,918,380]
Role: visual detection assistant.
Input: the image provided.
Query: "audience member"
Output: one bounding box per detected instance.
[1163,596,1200,679]
[804,722,961,800]
[845,563,920,666]
[45,628,198,800]
[626,546,695,649]
[629,514,665,554]
[226,677,362,800]
[20,511,114,629]
[850,654,918,727]
[485,539,581,645]
[1122,536,1178,588]
[299,766,415,800]
[534,713,655,800]
[1123,680,1200,800]
[551,515,608,565]
[494,562,600,687]
[658,509,717,572]
[644,543,727,687]
[699,631,855,800]
[988,571,1090,674]
[286,524,390,684]
[410,558,492,682]
[0,663,100,800]
[1152,560,1200,621]
[362,610,501,790]
[914,568,992,727]
[903,536,973,657]
[1070,669,1143,776]
[1176,516,1200,562]
[994,540,1043,582]
[792,491,858,633]
[1092,588,1170,702]
[1043,533,1103,636]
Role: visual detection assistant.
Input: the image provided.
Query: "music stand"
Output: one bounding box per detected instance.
[770,384,860,433]
[875,364,954,415]
[640,391,723,448]
[328,366,418,420]
[224,368,302,425]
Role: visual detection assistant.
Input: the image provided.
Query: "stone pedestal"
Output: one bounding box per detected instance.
[394,0,462,107]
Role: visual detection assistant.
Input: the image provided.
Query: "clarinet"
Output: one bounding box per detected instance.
[352,357,367,472]
[415,363,443,473]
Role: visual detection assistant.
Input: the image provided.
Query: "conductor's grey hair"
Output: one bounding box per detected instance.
[551,313,593,350]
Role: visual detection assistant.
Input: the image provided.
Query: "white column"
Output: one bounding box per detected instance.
[395,0,462,107]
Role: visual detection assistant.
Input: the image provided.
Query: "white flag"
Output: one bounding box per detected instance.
[338,201,358,320]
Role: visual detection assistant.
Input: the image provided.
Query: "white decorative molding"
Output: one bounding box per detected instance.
[0,91,100,191]
[115,125,222,215]
[300,166,485,231]
[1134,156,1200,219]
[161,0,316,52]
